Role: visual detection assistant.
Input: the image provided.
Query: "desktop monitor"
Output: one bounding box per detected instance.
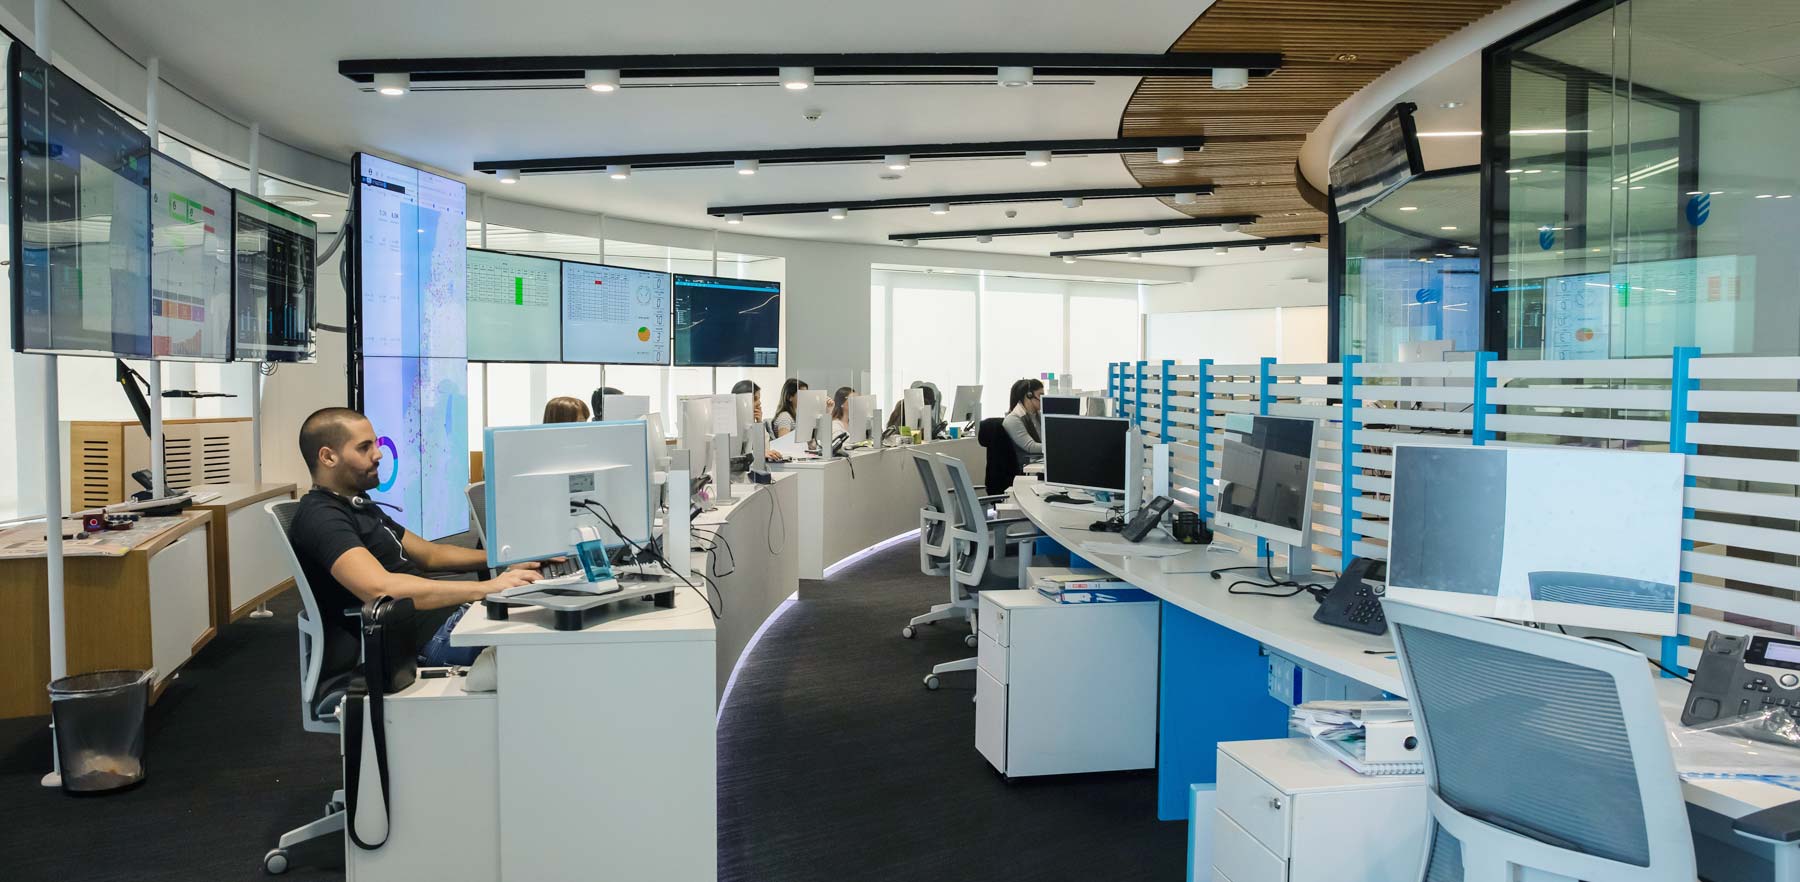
[561,260,672,365]
[735,392,755,435]
[678,395,715,475]
[466,248,561,363]
[1214,415,1317,549]
[1042,395,1081,416]
[600,394,651,423]
[948,385,982,423]
[904,388,930,437]
[846,395,877,444]
[1385,444,1684,635]
[483,421,652,567]
[150,150,233,361]
[1042,414,1129,495]
[795,389,829,445]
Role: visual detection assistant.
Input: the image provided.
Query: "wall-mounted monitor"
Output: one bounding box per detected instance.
[672,273,780,367]
[10,43,153,357]
[466,248,560,363]
[561,260,672,365]
[150,151,232,361]
[232,191,317,363]
[353,152,467,359]
[1330,102,1424,224]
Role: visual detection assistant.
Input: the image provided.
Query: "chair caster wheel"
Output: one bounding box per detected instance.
[264,848,289,875]
[901,626,916,639]
[965,634,977,648]
[924,675,940,690]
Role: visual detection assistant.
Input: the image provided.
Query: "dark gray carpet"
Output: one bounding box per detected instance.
[0,540,1185,880]
[719,542,1185,881]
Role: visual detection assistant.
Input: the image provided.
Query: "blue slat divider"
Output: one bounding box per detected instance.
[1665,345,1701,677]
[1159,359,1174,444]
[1196,359,1214,513]
[1471,351,1497,445]
[1340,355,1362,567]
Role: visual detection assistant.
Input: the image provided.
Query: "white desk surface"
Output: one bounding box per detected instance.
[1009,480,1795,819]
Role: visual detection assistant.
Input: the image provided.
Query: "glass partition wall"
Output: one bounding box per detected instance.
[1338,169,1482,362]
[1485,0,1800,358]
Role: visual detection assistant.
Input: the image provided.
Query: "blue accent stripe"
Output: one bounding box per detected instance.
[1134,360,1148,428]
[1196,359,1214,513]
[1159,359,1174,444]
[1257,357,1275,417]
[1471,351,1497,445]
[1663,345,1702,677]
[1340,355,1362,567]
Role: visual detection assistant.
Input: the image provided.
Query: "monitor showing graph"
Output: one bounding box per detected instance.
[466,248,560,362]
[561,260,671,365]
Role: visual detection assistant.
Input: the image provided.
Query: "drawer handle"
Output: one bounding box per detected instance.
[1268,797,1283,811]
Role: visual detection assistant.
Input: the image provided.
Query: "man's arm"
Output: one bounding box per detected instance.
[328,546,537,610]
[400,531,491,573]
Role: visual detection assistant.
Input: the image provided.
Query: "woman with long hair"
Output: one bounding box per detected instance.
[830,386,856,436]
[772,378,808,438]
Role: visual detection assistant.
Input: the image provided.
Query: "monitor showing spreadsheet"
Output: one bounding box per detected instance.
[561,260,672,365]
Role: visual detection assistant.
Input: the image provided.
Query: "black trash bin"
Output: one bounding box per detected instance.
[47,669,152,794]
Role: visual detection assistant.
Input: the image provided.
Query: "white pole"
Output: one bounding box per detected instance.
[247,123,264,484]
[480,194,489,431]
[711,230,719,276]
[145,57,166,497]
[597,213,605,264]
[34,0,63,789]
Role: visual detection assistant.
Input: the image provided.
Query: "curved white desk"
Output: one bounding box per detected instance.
[774,437,984,579]
[1009,480,1792,826]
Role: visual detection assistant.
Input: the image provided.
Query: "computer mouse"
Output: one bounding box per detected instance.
[464,647,498,693]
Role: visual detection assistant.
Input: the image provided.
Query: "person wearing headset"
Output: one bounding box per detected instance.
[589,386,624,421]
[1004,377,1046,461]
[285,407,546,667]
[732,379,786,463]
[543,396,590,423]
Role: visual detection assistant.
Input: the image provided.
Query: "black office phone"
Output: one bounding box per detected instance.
[1121,496,1175,543]
[1683,632,1800,740]
[1314,557,1388,635]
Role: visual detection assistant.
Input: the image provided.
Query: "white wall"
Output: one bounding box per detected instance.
[1140,253,1327,314]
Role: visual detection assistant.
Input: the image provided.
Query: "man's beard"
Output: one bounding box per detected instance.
[353,464,381,492]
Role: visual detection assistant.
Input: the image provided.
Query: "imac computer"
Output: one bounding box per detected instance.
[846,394,877,445]
[948,385,982,425]
[678,395,715,499]
[1385,444,1684,634]
[1042,395,1081,417]
[795,389,830,448]
[600,394,651,423]
[1214,415,1318,571]
[483,421,653,572]
[904,388,931,438]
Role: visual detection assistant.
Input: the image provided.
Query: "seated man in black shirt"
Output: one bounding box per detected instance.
[287,406,542,666]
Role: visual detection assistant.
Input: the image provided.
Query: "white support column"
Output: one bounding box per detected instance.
[34,0,63,788]
[711,231,719,277]
[145,57,167,496]
[248,122,265,484]
[481,195,490,432]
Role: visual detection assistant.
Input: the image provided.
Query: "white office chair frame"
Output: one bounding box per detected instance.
[465,481,488,549]
[921,454,1041,690]
[910,452,952,581]
[263,499,348,875]
[1386,598,1698,882]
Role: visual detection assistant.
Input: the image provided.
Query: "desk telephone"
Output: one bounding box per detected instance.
[1313,557,1388,635]
[1682,632,1800,741]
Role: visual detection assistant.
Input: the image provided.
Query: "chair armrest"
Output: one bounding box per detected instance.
[977,494,1007,504]
[1734,799,1800,845]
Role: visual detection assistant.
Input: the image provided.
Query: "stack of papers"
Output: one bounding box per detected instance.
[1291,700,1423,776]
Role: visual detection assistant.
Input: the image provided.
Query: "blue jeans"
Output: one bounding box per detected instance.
[418,604,481,667]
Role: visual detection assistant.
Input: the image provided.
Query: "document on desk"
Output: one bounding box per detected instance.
[1078,540,1191,559]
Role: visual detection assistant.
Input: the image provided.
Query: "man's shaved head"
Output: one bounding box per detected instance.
[299,407,370,476]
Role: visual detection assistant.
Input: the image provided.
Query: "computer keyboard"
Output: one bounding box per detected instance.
[540,558,582,580]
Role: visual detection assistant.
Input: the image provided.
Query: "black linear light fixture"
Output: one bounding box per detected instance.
[340,52,1282,93]
[1051,234,1321,259]
[890,215,1258,244]
[476,136,1209,176]
[707,184,1217,218]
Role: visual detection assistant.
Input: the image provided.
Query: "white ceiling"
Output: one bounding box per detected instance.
[64,0,1319,269]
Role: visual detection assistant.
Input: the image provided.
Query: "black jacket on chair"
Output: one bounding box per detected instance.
[977,417,1020,493]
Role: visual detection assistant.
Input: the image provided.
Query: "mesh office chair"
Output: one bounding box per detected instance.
[920,454,1041,690]
[1386,598,1697,882]
[263,499,361,875]
[466,481,492,580]
[909,452,953,582]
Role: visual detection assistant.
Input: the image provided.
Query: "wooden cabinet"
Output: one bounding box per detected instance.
[68,418,254,510]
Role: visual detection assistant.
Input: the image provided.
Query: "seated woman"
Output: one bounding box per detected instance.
[830,386,856,437]
[543,396,591,423]
[1003,378,1044,462]
[771,378,808,438]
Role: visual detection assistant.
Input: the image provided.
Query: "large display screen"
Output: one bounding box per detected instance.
[232,191,317,362]
[10,44,153,356]
[149,151,232,361]
[467,248,561,362]
[355,153,466,358]
[361,356,470,541]
[672,273,780,367]
[353,153,469,538]
[562,260,672,365]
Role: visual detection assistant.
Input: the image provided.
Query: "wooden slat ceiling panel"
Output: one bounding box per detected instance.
[1122,0,1508,245]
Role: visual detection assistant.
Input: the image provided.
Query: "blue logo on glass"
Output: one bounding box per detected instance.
[1415,288,1441,304]
[1538,227,1556,251]
[1686,193,1710,227]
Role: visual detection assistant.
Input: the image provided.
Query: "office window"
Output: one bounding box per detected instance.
[1068,286,1143,393]
[1147,306,1327,365]
[980,283,1064,419]
[1485,0,1798,358]
[1339,170,1481,362]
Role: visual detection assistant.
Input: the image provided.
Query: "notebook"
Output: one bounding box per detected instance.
[1309,734,1425,777]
